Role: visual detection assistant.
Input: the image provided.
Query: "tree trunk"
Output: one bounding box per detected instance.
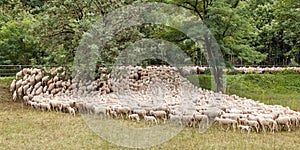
[204,33,224,93]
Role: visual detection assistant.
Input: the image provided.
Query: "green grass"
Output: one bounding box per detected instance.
[187,74,300,111]
[1,75,300,149]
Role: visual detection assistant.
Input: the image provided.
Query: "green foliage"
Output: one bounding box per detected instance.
[0,0,40,65]
[0,0,298,67]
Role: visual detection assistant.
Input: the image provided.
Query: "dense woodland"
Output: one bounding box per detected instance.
[0,0,299,67]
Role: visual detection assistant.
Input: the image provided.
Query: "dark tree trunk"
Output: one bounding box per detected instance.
[204,33,224,93]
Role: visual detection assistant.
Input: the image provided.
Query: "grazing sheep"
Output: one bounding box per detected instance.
[144,115,158,125]
[129,114,140,122]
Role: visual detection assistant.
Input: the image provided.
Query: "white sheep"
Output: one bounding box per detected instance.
[215,117,237,131]
[193,113,209,129]
[168,114,183,126]
[66,106,76,117]
[237,125,252,134]
[150,110,167,123]
[246,120,259,133]
[13,91,17,102]
[144,115,158,125]
[129,114,140,122]
[49,100,63,112]
[16,71,23,79]
[39,102,51,111]
[132,109,147,118]
[276,116,291,132]
[10,79,16,93]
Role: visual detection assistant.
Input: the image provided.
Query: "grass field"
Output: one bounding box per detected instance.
[1,75,300,149]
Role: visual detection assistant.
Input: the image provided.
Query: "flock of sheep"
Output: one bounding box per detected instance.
[181,66,300,75]
[9,66,300,134]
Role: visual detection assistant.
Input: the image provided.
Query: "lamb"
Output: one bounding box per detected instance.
[144,115,158,125]
[246,120,260,133]
[215,117,237,131]
[237,125,252,134]
[66,106,76,117]
[129,114,140,122]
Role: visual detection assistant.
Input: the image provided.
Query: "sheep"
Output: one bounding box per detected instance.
[42,76,49,85]
[193,113,209,129]
[94,106,107,117]
[181,115,194,127]
[35,86,43,96]
[39,102,51,111]
[221,113,240,124]
[29,74,35,85]
[132,109,147,118]
[10,79,16,93]
[150,110,167,123]
[13,91,17,102]
[116,106,131,119]
[214,117,237,131]
[66,106,76,117]
[23,96,29,102]
[258,118,278,133]
[17,87,23,98]
[237,125,252,134]
[246,120,260,133]
[16,71,23,79]
[34,73,42,82]
[49,100,63,112]
[16,79,22,89]
[276,116,291,132]
[144,115,158,125]
[168,114,183,126]
[129,114,140,122]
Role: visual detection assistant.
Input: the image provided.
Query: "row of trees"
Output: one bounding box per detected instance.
[0,0,299,67]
